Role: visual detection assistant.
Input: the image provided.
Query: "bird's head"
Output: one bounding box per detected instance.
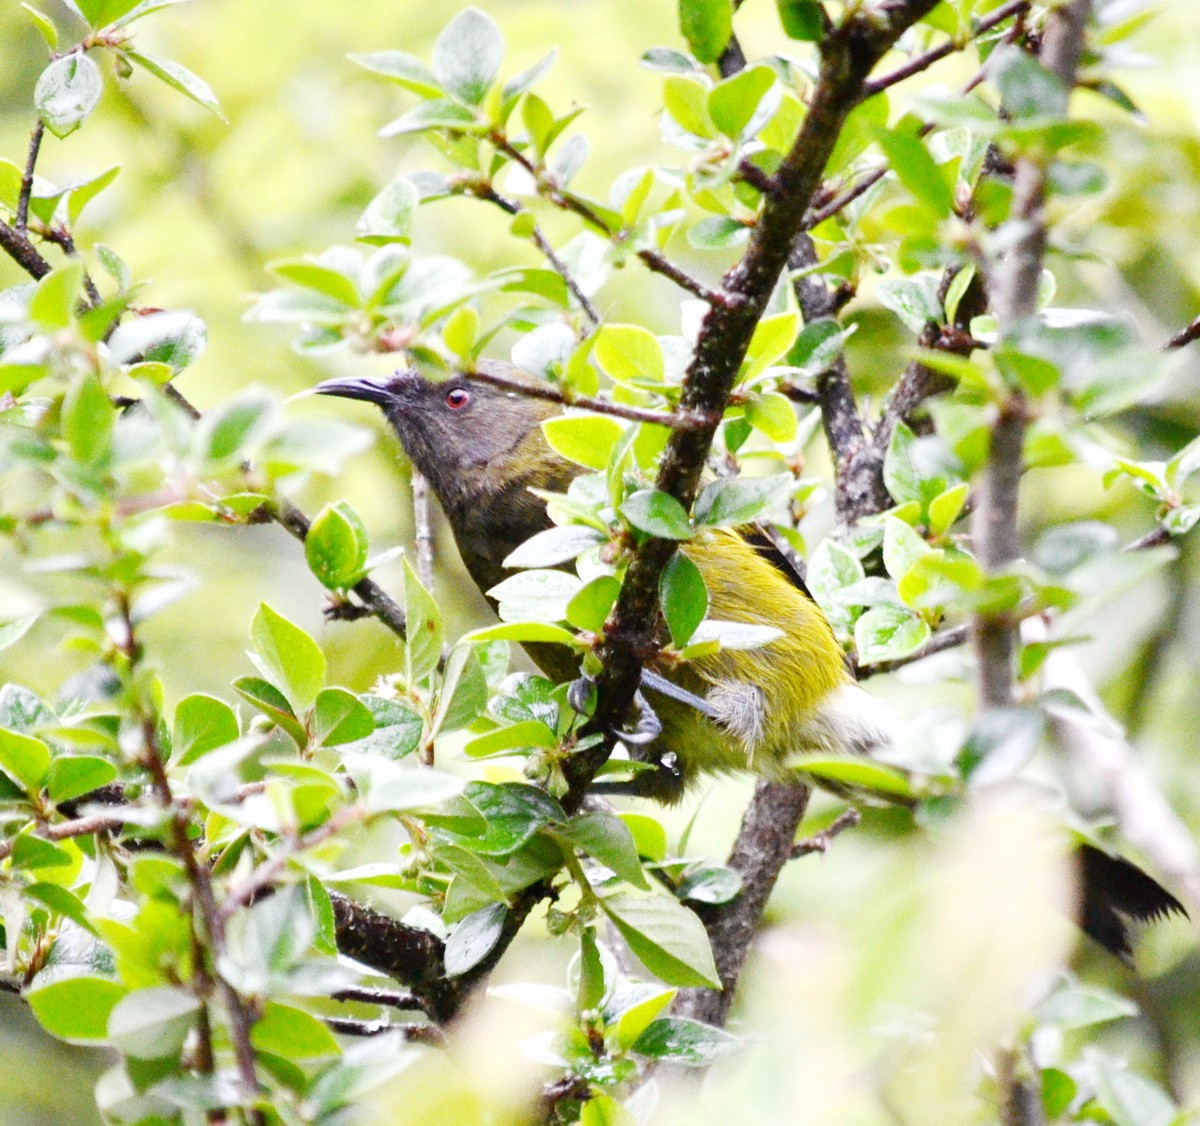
[316,363,566,507]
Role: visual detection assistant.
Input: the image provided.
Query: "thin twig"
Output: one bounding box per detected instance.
[325,1017,446,1043]
[474,186,601,324]
[859,622,970,677]
[331,986,426,1012]
[217,803,367,922]
[636,249,726,306]
[115,594,265,1120]
[411,470,436,593]
[465,362,704,430]
[488,132,724,306]
[973,1,1090,711]
[16,120,44,234]
[790,807,862,859]
[863,0,1030,96]
[1165,315,1200,351]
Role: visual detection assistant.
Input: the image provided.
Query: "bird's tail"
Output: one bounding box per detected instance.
[803,681,898,758]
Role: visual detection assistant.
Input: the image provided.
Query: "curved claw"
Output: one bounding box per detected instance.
[567,675,595,717]
[611,691,662,746]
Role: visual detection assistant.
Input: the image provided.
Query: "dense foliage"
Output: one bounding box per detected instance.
[0,0,1197,1123]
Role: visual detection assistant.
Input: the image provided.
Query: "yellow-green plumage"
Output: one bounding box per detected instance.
[316,363,891,800]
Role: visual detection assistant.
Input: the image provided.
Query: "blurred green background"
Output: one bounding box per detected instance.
[2,1,1200,1121]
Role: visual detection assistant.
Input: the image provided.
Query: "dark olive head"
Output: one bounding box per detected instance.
[316,363,564,508]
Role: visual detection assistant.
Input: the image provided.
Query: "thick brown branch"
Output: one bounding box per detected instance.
[675,778,812,1025]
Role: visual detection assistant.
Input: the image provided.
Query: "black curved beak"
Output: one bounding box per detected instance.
[314,374,395,405]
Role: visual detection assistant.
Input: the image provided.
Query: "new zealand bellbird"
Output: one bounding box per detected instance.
[317,362,1185,958]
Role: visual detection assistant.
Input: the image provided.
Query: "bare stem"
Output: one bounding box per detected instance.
[411,470,436,593]
[465,361,702,429]
[972,0,1090,710]
[863,0,1030,96]
[16,120,44,234]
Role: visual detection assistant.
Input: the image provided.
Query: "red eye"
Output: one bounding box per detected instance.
[445,388,471,410]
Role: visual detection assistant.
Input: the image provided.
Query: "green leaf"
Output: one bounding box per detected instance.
[992,44,1070,121]
[633,1016,740,1066]
[566,575,621,633]
[463,781,564,855]
[854,603,930,665]
[108,310,207,371]
[678,0,733,65]
[444,902,507,976]
[47,755,116,803]
[24,882,94,932]
[542,415,625,470]
[679,866,741,905]
[75,0,144,25]
[600,892,720,988]
[743,312,800,380]
[66,164,119,226]
[0,726,51,792]
[432,7,504,106]
[876,130,953,219]
[621,489,692,540]
[927,482,968,536]
[63,371,114,466]
[614,988,676,1050]
[35,54,102,138]
[194,396,278,470]
[124,50,224,119]
[593,324,665,385]
[877,276,942,335]
[708,65,776,139]
[882,516,932,581]
[776,0,823,40]
[402,559,443,681]
[350,50,443,97]
[108,986,199,1060]
[431,644,488,733]
[250,604,326,714]
[621,813,667,861]
[306,502,370,590]
[312,687,374,747]
[689,619,782,650]
[252,1002,340,1060]
[688,216,748,252]
[378,99,480,138]
[787,317,845,374]
[27,977,127,1043]
[350,757,463,813]
[1034,979,1137,1031]
[337,695,423,759]
[883,420,922,505]
[695,474,793,527]
[489,569,581,623]
[29,261,84,330]
[796,755,915,798]
[268,259,360,308]
[462,621,583,648]
[0,616,37,653]
[660,550,708,647]
[172,693,239,764]
[22,4,58,49]
[503,524,605,569]
[357,175,419,244]
[746,391,797,442]
[559,812,650,889]
[464,718,556,758]
[1090,1057,1177,1126]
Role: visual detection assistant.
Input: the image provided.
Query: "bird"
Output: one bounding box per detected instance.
[317,361,1186,959]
